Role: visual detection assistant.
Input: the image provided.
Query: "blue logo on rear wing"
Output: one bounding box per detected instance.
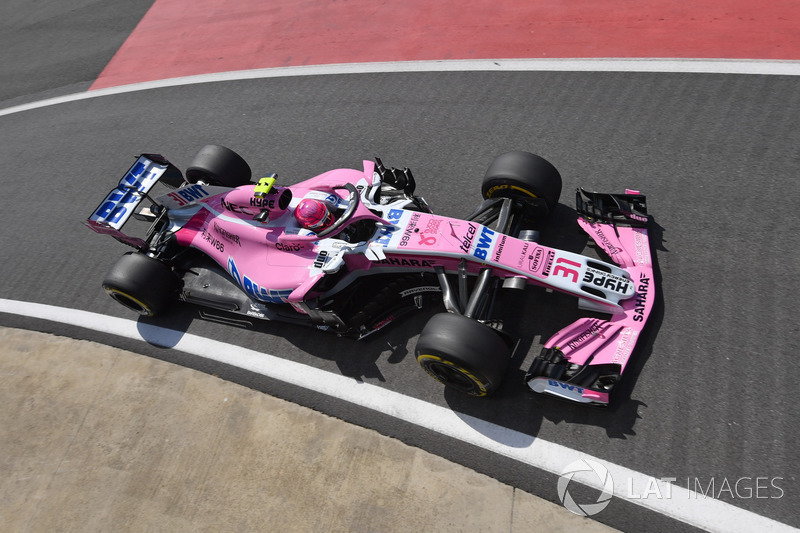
[88,155,169,230]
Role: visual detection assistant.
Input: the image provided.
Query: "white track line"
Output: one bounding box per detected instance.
[0,298,796,532]
[2,58,800,118]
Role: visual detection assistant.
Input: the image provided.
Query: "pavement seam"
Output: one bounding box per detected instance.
[509,486,516,533]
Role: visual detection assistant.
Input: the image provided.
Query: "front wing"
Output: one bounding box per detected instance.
[525,189,655,406]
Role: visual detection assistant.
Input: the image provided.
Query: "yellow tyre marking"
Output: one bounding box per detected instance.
[104,288,154,317]
[416,354,488,396]
[486,184,539,199]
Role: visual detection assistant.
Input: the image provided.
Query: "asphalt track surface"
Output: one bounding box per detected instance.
[2,2,799,532]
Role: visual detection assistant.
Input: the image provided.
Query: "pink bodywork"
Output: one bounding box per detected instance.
[87,156,654,405]
[527,195,654,404]
[165,161,647,331]
[169,161,654,408]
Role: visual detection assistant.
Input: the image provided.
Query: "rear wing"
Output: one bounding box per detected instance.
[85,154,183,248]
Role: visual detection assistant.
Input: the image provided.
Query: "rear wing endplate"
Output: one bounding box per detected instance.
[85,154,182,247]
[87,154,181,230]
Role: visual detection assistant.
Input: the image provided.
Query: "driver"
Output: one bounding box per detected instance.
[295,198,334,231]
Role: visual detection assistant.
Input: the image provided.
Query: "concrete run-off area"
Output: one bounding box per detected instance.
[0,327,617,532]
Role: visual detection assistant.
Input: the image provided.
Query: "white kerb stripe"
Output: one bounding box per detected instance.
[0,298,796,533]
[2,58,799,118]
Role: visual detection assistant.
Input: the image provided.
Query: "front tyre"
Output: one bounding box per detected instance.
[102,252,179,317]
[481,151,562,213]
[416,313,511,396]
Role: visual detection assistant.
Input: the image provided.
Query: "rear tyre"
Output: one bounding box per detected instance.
[416,313,511,396]
[481,151,562,213]
[102,252,179,317]
[185,144,252,187]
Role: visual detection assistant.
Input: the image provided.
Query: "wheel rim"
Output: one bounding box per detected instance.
[418,355,488,396]
[186,170,217,186]
[105,288,153,316]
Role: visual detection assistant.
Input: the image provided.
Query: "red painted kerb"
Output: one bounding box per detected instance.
[91,0,800,89]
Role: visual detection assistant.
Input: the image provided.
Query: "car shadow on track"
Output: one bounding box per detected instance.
[135,293,432,387]
[132,208,666,442]
[280,310,436,383]
[440,214,667,441]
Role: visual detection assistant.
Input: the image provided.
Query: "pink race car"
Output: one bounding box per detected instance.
[86,145,655,404]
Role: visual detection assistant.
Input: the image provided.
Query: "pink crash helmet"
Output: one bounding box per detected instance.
[295,198,334,231]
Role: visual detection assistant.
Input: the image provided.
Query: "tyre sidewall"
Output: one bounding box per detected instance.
[102,252,179,317]
[481,151,562,211]
[415,313,510,396]
[185,144,252,187]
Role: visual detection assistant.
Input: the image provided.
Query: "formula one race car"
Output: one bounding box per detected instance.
[85,145,655,405]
